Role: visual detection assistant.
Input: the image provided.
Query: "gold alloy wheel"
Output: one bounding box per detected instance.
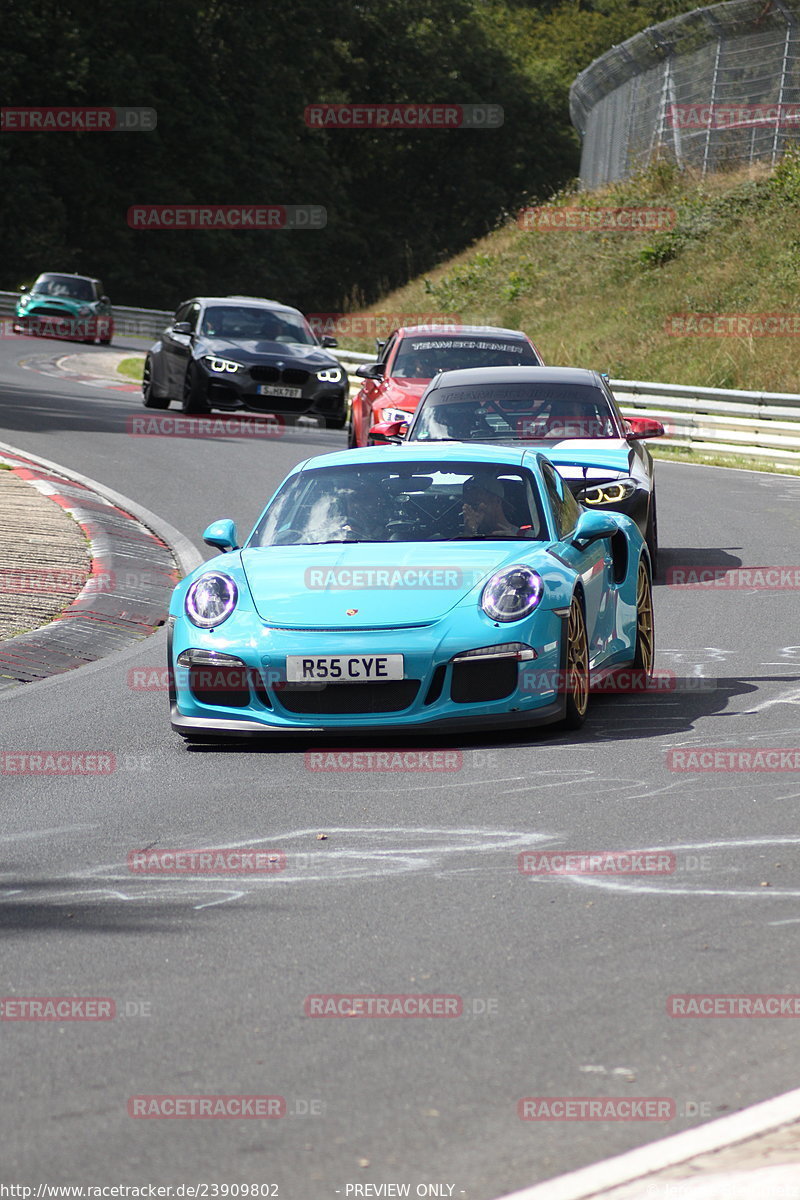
[634,560,654,674]
[567,598,589,718]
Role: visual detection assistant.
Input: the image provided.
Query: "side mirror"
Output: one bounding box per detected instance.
[355,362,385,380]
[369,420,407,444]
[18,283,29,292]
[172,321,193,336]
[100,295,110,305]
[571,510,618,549]
[320,335,338,348]
[203,518,239,552]
[625,416,665,440]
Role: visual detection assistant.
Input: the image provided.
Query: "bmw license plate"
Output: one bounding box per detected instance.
[257,385,302,398]
[286,654,403,683]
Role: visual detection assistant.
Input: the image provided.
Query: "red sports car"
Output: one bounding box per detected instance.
[348,324,544,448]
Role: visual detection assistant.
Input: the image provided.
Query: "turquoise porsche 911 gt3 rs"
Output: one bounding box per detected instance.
[167,444,654,742]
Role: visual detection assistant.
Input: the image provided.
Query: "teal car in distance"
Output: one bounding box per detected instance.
[14,272,114,344]
[168,444,654,743]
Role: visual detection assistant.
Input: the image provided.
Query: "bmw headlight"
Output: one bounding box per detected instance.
[203,356,242,374]
[379,407,412,424]
[481,567,543,622]
[582,479,637,505]
[185,573,238,628]
[316,367,343,383]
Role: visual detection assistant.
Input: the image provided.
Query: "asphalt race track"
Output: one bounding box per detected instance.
[3,333,800,1198]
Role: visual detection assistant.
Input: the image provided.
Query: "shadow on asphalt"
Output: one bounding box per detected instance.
[0,379,345,450]
[654,545,742,585]
[0,892,206,934]
[177,673,769,754]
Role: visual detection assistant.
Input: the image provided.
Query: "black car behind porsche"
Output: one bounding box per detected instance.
[397,365,664,565]
[142,296,347,428]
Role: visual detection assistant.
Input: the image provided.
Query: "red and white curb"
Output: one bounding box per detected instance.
[19,352,140,392]
[0,440,202,688]
[497,1085,800,1199]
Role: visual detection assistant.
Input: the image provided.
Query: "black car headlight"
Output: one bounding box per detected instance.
[316,367,343,383]
[481,567,543,623]
[582,479,637,505]
[185,573,238,628]
[203,356,243,374]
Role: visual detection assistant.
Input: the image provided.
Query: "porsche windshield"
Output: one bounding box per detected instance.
[200,305,316,344]
[248,462,546,545]
[411,382,622,440]
[392,336,539,378]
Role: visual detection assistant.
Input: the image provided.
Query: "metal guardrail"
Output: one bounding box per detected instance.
[612,379,800,462]
[2,291,798,462]
[336,358,800,463]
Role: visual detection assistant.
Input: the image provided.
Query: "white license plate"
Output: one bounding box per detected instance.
[286,654,403,683]
[257,385,303,398]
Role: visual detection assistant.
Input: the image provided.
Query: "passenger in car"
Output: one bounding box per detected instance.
[461,476,520,538]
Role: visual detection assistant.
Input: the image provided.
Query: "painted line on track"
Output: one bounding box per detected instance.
[496,1085,800,1199]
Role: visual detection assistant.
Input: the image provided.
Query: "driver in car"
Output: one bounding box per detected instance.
[340,480,387,541]
[461,475,519,538]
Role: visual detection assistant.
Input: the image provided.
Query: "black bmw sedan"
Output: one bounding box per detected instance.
[142,296,347,428]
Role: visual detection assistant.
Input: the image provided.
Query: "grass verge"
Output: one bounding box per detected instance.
[335,156,800,394]
[117,355,145,382]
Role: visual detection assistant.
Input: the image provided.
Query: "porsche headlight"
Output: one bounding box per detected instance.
[481,567,543,623]
[203,356,242,374]
[316,367,343,383]
[379,407,412,424]
[582,479,637,505]
[185,573,238,628]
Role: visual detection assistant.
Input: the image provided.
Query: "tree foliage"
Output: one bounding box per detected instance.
[0,0,697,312]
